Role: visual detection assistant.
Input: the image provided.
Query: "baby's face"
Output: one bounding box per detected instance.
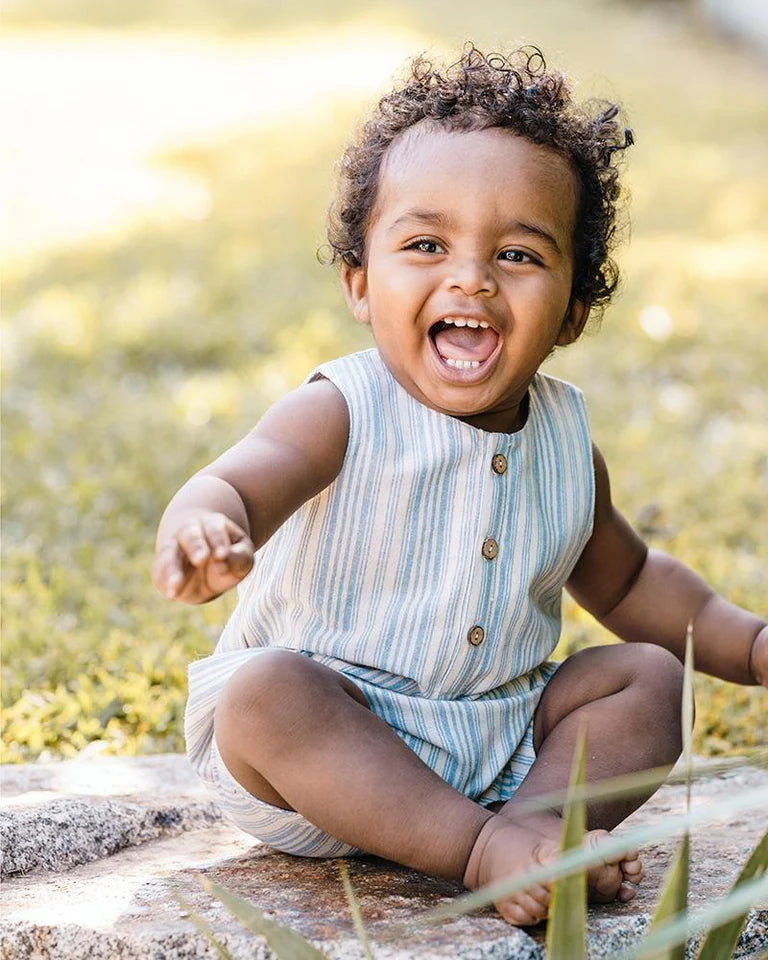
[342,124,586,433]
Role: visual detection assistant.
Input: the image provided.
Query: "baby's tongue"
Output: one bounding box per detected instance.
[434,325,498,362]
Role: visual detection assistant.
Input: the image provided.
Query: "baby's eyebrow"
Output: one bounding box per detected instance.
[388,208,448,232]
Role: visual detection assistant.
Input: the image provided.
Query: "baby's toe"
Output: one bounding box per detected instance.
[589,830,634,868]
[590,868,623,902]
[617,881,638,903]
[583,831,624,902]
[618,846,643,888]
[529,882,551,906]
[621,856,643,884]
[497,893,549,927]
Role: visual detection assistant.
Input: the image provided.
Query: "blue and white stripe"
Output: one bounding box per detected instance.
[185,348,594,846]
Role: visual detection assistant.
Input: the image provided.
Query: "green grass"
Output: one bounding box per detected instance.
[2,0,767,762]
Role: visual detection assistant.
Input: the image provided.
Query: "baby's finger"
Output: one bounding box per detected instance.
[152,541,190,599]
[201,514,232,560]
[205,542,254,592]
[227,540,255,574]
[177,521,211,566]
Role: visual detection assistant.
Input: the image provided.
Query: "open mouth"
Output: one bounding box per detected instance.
[429,317,500,370]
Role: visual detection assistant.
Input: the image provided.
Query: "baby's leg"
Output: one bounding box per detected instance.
[214,649,554,924]
[476,643,684,915]
[214,650,493,877]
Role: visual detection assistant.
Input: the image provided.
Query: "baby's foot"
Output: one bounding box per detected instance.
[463,815,560,926]
[464,814,644,926]
[499,806,643,905]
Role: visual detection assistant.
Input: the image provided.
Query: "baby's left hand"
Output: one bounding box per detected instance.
[750,625,768,687]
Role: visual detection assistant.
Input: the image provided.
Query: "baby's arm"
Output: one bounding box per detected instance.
[566,445,767,686]
[152,378,349,604]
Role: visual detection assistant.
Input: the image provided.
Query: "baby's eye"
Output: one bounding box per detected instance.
[499,249,538,264]
[406,238,444,254]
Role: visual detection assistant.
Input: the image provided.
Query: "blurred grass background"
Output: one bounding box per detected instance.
[2,0,766,763]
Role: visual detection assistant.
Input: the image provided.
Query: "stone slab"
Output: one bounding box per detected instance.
[1,755,767,958]
[0,796,223,877]
[0,754,222,877]
[0,753,209,801]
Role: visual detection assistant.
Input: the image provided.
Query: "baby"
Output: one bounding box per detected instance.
[153,46,767,926]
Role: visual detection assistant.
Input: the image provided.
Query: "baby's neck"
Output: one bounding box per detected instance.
[457,393,530,435]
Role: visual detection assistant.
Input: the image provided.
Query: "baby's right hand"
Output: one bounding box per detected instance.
[152,513,255,604]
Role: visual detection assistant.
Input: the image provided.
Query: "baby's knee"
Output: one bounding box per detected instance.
[621,645,686,756]
[626,643,684,701]
[215,650,316,739]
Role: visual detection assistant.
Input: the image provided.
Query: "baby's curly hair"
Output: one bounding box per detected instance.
[327,44,633,316]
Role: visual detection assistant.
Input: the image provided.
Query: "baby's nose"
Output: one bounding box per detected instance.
[445,258,497,297]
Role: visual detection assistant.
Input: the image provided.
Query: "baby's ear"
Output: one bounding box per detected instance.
[340,262,370,325]
[556,298,589,346]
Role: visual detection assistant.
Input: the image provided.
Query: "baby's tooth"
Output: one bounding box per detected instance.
[479,321,489,328]
[453,319,466,327]
[444,357,481,369]
[466,320,479,328]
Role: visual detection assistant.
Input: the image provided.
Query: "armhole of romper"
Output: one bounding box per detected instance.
[538,373,596,548]
[572,385,596,545]
[306,369,355,475]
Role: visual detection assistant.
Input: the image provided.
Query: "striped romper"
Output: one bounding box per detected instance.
[185,348,595,857]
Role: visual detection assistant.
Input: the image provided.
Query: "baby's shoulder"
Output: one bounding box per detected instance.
[532,371,585,404]
[258,376,350,458]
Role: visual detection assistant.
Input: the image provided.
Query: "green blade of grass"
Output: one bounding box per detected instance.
[606,873,768,960]
[199,875,329,959]
[546,728,587,960]
[489,751,767,825]
[682,621,694,814]
[385,783,768,933]
[665,751,768,781]
[170,885,236,960]
[638,833,689,960]
[338,861,376,960]
[696,829,768,960]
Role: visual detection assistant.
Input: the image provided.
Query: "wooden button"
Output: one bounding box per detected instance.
[467,625,485,646]
[492,454,508,475]
[481,538,498,560]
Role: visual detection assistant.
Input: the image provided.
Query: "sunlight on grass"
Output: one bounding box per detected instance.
[1,23,428,262]
[625,234,768,284]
